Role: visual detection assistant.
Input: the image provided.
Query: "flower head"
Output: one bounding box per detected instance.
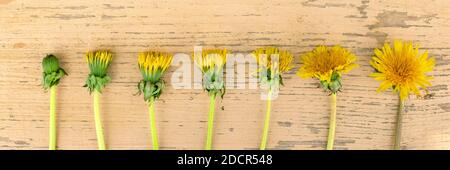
[298,45,358,93]
[194,49,227,73]
[370,40,435,101]
[252,47,294,90]
[253,47,294,74]
[137,51,173,101]
[84,51,113,93]
[42,54,67,89]
[193,49,227,97]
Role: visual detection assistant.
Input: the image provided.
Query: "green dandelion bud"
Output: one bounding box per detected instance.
[42,54,67,89]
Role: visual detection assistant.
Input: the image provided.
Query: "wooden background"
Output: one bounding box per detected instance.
[0,0,449,150]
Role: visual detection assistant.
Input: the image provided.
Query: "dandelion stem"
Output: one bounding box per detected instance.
[205,94,216,150]
[260,89,272,150]
[93,91,106,150]
[49,86,57,150]
[327,93,337,150]
[148,98,159,150]
[394,96,404,150]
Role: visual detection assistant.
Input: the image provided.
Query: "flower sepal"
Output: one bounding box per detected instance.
[319,72,342,94]
[260,71,282,92]
[203,69,225,98]
[84,74,111,93]
[138,79,165,102]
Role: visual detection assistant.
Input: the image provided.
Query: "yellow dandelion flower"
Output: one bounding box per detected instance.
[192,48,227,150]
[84,50,113,150]
[138,51,173,83]
[193,49,227,73]
[85,50,113,93]
[370,40,435,101]
[251,47,294,150]
[297,45,358,150]
[371,40,435,150]
[298,45,358,84]
[137,51,173,150]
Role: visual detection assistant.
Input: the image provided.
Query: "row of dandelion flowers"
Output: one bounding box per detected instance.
[42,40,435,150]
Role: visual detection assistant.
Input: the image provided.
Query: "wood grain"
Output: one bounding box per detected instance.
[0,0,449,150]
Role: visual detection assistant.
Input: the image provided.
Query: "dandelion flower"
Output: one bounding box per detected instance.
[298,45,358,150]
[298,45,358,93]
[42,54,67,150]
[252,47,294,150]
[370,40,435,149]
[193,48,227,150]
[84,50,113,150]
[137,51,173,150]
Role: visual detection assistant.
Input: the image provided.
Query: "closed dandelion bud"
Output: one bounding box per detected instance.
[41,54,67,150]
[42,54,67,89]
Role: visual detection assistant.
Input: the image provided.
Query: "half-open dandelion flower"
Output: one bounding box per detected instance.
[370,40,435,101]
[137,51,173,150]
[84,50,113,150]
[298,45,358,93]
[138,51,173,101]
[252,47,294,91]
[297,45,358,150]
[85,51,113,93]
[252,47,293,150]
[193,49,227,97]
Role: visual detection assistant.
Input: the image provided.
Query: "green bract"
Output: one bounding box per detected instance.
[203,68,225,98]
[259,69,283,92]
[42,54,67,89]
[319,72,342,94]
[138,80,165,102]
[85,74,111,93]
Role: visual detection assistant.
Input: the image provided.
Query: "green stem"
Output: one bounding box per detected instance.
[260,90,272,150]
[205,94,216,150]
[148,98,159,150]
[93,91,106,150]
[327,93,337,150]
[49,86,57,150]
[394,96,404,150]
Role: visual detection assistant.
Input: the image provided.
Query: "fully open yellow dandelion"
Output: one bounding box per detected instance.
[193,49,227,150]
[137,51,173,150]
[252,47,293,150]
[298,45,358,150]
[370,40,435,149]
